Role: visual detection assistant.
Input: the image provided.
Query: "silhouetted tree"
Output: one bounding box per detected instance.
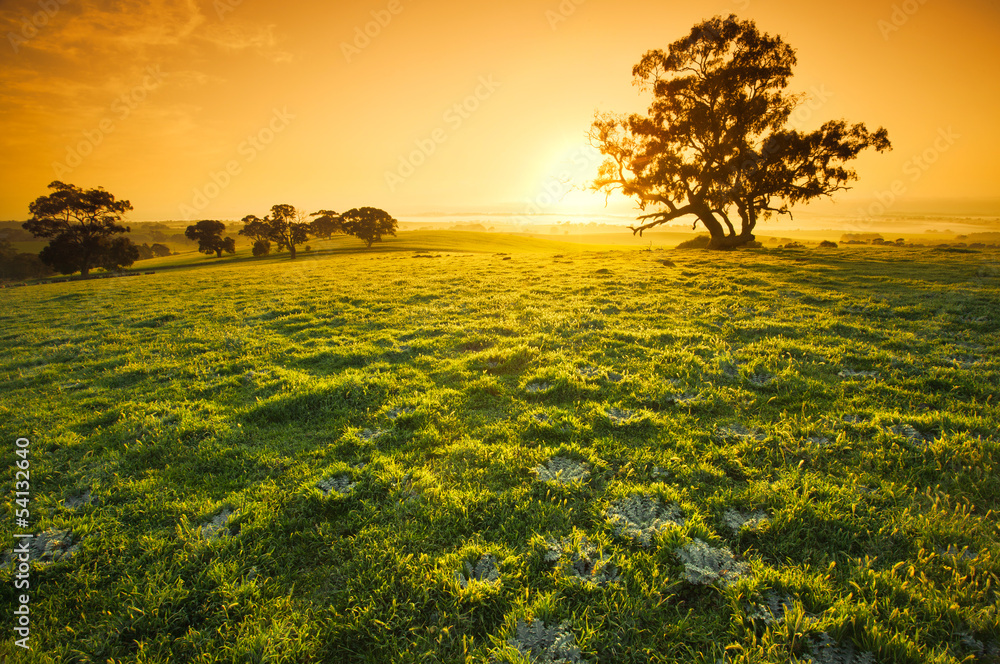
[590,15,891,249]
[239,205,310,258]
[341,207,398,248]
[150,243,171,257]
[309,210,343,239]
[252,240,271,257]
[238,216,270,243]
[22,181,137,276]
[185,220,236,258]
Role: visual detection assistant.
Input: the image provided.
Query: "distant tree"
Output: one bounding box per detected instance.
[341,207,398,248]
[185,220,236,258]
[239,205,310,258]
[309,210,343,239]
[23,181,137,276]
[136,243,155,260]
[590,15,891,249]
[251,239,271,257]
[0,240,53,280]
[238,215,271,243]
[0,224,33,242]
[150,243,171,257]
[268,204,310,258]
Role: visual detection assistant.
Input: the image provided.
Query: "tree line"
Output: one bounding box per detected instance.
[15,181,398,277]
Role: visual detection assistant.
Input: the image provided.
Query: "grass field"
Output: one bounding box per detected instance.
[1,231,999,663]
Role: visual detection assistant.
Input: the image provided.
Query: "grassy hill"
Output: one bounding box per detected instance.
[1,238,998,663]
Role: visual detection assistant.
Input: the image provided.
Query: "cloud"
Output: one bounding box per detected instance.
[198,22,294,63]
[0,0,292,70]
[0,0,293,135]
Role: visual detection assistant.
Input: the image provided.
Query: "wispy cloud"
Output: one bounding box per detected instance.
[199,22,294,63]
[0,0,292,88]
[0,0,293,169]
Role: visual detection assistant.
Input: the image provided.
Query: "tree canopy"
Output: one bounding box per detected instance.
[341,207,398,248]
[185,220,236,258]
[309,210,343,239]
[590,15,891,249]
[239,204,310,258]
[23,181,138,276]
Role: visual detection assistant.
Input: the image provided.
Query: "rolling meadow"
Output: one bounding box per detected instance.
[1,232,999,663]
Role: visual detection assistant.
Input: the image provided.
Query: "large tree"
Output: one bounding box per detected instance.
[239,204,310,258]
[23,181,137,276]
[185,220,236,258]
[590,15,891,249]
[341,207,398,248]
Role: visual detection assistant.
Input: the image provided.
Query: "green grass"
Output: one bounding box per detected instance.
[1,233,998,663]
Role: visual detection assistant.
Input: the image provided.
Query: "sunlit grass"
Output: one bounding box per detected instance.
[1,235,998,663]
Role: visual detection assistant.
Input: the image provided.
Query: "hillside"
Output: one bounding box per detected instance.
[1,239,998,663]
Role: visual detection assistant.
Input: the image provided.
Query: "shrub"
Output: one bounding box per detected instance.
[841,233,883,243]
[252,240,271,257]
[818,240,838,248]
[677,235,711,249]
[0,241,54,280]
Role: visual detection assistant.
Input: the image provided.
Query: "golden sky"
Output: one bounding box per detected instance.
[1,0,998,223]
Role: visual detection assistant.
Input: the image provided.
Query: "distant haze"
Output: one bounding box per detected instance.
[1,0,997,225]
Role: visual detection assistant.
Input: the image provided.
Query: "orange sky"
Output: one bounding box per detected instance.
[1,0,998,223]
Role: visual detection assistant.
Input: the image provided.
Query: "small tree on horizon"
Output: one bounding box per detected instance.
[590,15,891,249]
[341,207,398,248]
[23,181,138,276]
[185,220,236,258]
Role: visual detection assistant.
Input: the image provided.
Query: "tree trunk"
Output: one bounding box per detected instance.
[289,244,297,259]
[703,207,755,250]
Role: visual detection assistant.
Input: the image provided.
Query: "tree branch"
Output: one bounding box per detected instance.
[713,209,736,236]
[628,204,696,236]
